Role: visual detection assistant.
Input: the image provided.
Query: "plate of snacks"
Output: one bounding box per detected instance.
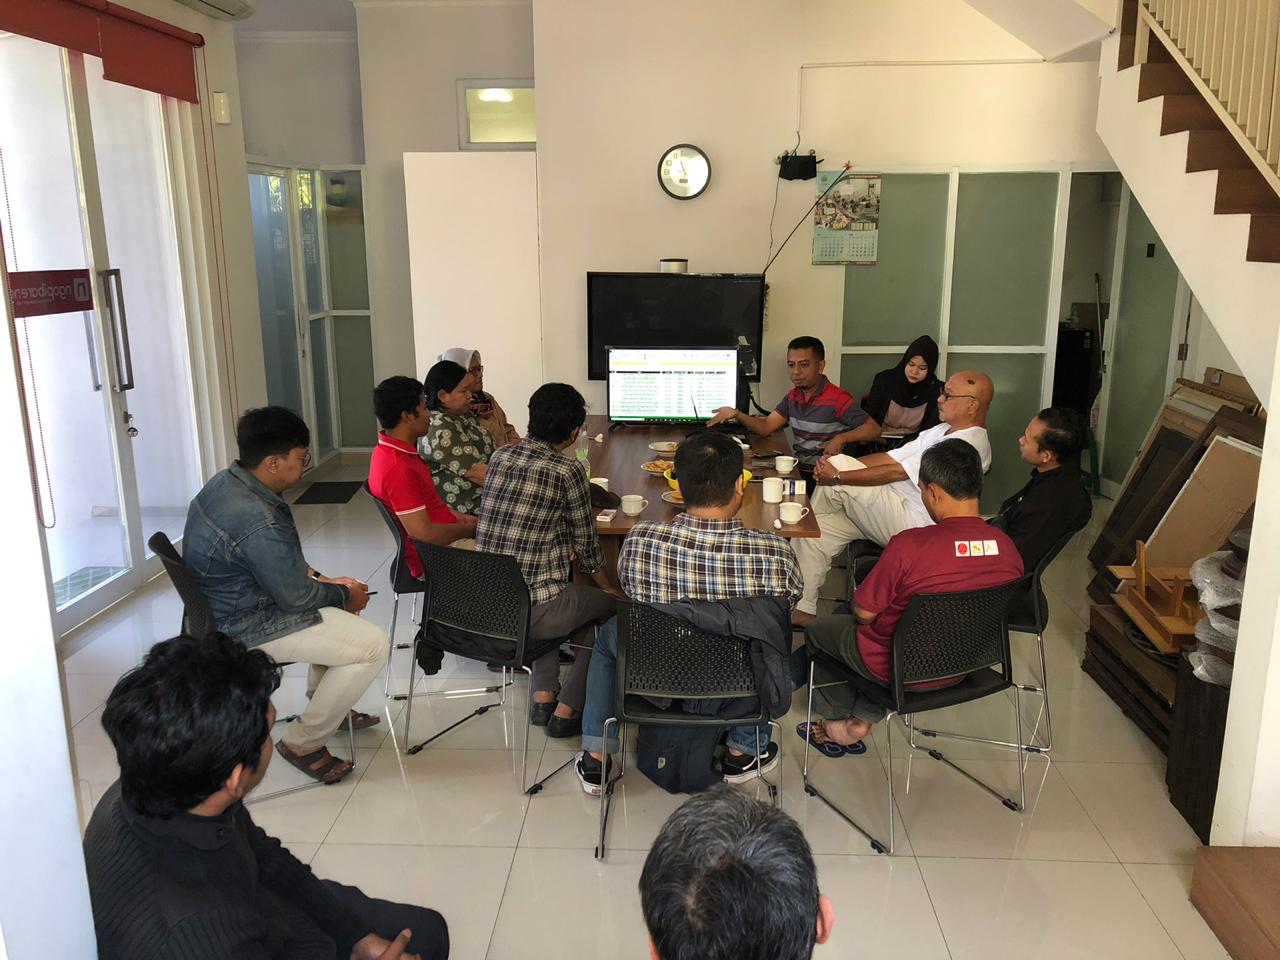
[648,441,678,455]
[661,490,685,506]
[641,458,674,474]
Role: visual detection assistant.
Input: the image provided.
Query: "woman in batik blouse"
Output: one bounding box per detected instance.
[419,359,495,515]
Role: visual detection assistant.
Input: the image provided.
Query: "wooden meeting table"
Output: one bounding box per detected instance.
[579,415,819,579]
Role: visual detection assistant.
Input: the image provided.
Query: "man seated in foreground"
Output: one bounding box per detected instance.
[791,370,994,627]
[369,375,478,575]
[990,406,1092,569]
[184,406,385,784]
[477,383,622,734]
[640,785,834,960]
[801,439,1023,749]
[707,335,880,488]
[576,431,802,794]
[84,633,448,959]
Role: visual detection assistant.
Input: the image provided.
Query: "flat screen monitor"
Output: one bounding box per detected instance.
[587,272,765,381]
[607,346,739,424]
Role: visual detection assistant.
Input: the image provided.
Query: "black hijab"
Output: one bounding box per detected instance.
[864,335,942,423]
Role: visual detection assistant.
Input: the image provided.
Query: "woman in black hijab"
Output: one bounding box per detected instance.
[863,335,942,444]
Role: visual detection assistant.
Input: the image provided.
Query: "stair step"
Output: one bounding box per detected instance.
[1247,213,1280,263]
[1186,130,1255,173]
[1119,35,1136,71]
[1139,62,1193,101]
[1161,94,1223,134]
[1215,168,1280,216]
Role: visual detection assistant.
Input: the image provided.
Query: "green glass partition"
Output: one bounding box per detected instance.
[949,173,1058,346]
[947,352,1044,514]
[1101,195,1178,485]
[323,171,370,311]
[333,315,377,446]
[842,174,949,346]
[839,353,900,407]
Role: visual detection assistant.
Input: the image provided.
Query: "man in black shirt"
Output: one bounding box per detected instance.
[83,633,448,959]
[989,406,1093,569]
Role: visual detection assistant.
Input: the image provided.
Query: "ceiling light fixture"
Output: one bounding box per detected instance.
[477,88,514,103]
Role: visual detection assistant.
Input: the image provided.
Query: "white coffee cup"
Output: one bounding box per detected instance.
[762,477,784,504]
[775,455,797,476]
[779,501,810,524]
[621,495,648,516]
[589,477,609,491]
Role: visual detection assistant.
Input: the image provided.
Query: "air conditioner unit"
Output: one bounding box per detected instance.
[173,0,256,20]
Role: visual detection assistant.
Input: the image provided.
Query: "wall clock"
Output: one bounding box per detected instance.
[657,143,711,200]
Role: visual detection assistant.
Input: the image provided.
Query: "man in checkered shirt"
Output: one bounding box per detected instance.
[576,431,802,794]
[477,383,623,737]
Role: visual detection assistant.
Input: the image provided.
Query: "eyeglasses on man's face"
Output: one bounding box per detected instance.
[939,389,977,402]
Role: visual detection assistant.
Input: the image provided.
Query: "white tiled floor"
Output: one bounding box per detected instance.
[60,468,1229,959]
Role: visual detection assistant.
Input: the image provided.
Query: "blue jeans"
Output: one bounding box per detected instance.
[580,617,772,757]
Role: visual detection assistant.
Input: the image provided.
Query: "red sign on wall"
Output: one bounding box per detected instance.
[9,269,95,318]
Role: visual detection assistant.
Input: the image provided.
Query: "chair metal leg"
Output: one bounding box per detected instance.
[909,724,1023,813]
[409,593,419,624]
[800,663,891,854]
[885,710,896,854]
[596,717,622,860]
[750,722,780,807]
[383,594,400,698]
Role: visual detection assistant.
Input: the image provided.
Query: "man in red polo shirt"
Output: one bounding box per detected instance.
[800,439,1023,749]
[369,375,476,577]
[707,336,879,490]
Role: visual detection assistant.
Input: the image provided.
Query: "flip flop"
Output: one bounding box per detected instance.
[275,740,355,784]
[344,709,381,731]
[795,722,867,757]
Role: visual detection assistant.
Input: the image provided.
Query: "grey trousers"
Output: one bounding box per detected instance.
[804,615,889,724]
[527,584,618,710]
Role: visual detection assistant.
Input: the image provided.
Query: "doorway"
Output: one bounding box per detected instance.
[0,36,204,634]
[248,164,376,466]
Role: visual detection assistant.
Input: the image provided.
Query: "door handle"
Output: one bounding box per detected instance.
[82,312,102,391]
[98,268,135,392]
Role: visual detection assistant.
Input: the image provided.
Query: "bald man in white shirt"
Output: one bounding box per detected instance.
[792,370,995,626]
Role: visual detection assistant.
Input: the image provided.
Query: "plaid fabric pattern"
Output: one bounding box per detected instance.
[477,437,605,605]
[619,514,802,607]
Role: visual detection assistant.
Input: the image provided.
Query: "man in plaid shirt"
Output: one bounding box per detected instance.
[477,383,622,736]
[576,431,802,794]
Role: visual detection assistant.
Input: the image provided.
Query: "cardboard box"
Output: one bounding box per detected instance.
[1146,436,1261,567]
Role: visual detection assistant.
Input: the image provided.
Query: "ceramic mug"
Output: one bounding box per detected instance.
[589,477,610,491]
[621,495,648,516]
[775,455,797,476]
[762,477,784,504]
[779,501,810,524]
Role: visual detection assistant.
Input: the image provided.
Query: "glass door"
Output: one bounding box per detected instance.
[0,36,205,633]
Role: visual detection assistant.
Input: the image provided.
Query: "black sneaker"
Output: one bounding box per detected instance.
[721,742,781,783]
[575,751,614,797]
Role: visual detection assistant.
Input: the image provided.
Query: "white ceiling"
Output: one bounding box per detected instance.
[963,0,1112,61]
[234,0,356,34]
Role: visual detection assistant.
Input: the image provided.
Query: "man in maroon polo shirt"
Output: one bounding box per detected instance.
[369,376,477,576]
[707,336,879,490]
[800,439,1023,749]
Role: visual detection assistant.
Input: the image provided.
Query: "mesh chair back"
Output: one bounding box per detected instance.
[891,576,1031,701]
[146,532,216,640]
[1012,530,1076,633]
[616,602,759,707]
[416,541,529,641]
[363,482,426,595]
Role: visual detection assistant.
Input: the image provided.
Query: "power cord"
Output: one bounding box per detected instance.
[762,161,853,275]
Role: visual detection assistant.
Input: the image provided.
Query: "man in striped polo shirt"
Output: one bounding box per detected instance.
[708,336,880,490]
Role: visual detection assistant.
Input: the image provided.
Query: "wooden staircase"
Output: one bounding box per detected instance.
[1119,1,1280,263]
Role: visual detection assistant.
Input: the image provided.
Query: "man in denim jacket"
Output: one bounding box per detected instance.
[184,407,387,784]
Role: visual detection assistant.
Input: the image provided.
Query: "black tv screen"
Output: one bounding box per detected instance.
[586,272,765,381]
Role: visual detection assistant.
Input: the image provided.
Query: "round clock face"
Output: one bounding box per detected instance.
[658,144,711,200]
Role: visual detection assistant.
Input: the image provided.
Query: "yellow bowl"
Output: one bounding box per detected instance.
[663,468,751,494]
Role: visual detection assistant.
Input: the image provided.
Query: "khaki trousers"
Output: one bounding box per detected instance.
[258,607,388,753]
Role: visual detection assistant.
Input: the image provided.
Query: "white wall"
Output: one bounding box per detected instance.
[355,0,534,383]
[235,33,365,165]
[1184,295,1246,384]
[533,0,1113,413]
[404,153,541,434]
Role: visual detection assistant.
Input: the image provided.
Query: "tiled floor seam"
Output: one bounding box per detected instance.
[1120,862,1194,960]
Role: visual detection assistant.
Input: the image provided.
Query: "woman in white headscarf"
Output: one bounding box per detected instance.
[437,347,519,451]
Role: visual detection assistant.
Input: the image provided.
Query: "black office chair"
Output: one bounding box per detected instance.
[915,530,1077,754]
[148,531,356,803]
[801,576,1030,855]
[148,532,216,640]
[402,541,596,795]
[596,602,782,861]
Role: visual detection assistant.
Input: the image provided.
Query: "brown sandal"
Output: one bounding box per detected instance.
[344,710,381,731]
[276,740,354,784]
